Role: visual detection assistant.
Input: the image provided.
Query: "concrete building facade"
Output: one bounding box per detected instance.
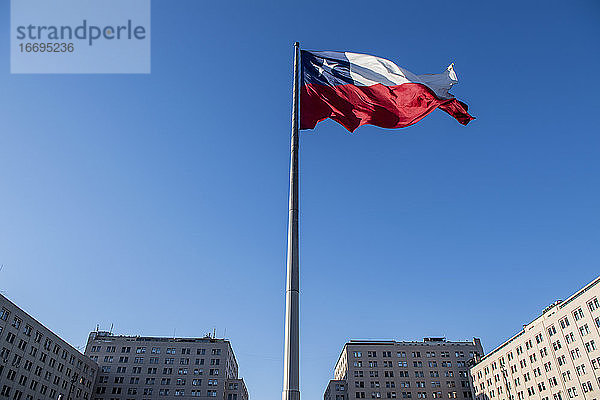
[324,338,484,400]
[0,294,97,400]
[84,332,248,400]
[470,276,600,400]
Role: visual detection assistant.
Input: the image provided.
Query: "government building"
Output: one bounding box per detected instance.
[0,294,97,400]
[324,338,483,400]
[470,276,600,400]
[84,332,248,400]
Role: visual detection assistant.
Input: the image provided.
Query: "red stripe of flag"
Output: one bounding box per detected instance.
[300,82,474,132]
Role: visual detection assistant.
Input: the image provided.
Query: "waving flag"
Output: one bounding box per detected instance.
[300,51,474,132]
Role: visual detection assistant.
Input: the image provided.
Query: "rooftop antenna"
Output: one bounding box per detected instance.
[0,265,5,295]
[213,328,216,339]
[96,324,99,332]
[109,323,113,335]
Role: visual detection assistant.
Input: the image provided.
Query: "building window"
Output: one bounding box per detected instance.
[553,341,562,351]
[535,333,544,344]
[11,318,21,330]
[1,385,11,397]
[5,333,16,344]
[584,340,597,353]
[581,381,593,393]
[588,298,599,312]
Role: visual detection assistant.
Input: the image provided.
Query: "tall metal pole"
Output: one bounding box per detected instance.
[282,41,300,400]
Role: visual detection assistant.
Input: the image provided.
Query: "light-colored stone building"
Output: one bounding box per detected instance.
[470,276,600,400]
[84,332,248,400]
[0,294,97,400]
[324,338,484,400]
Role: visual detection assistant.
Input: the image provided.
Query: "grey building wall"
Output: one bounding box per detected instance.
[0,294,97,400]
[223,379,247,400]
[324,380,347,400]
[326,338,483,400]
[470,276,600,400]
[84,333,247,400]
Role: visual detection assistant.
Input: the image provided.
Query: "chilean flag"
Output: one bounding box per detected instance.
[300,51,474,132]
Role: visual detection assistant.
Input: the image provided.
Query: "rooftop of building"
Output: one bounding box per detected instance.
[88,330,241,376]
[346,337,479,346]
[333,337,481,371]
[88,330,232,344]
[473,275,600,365]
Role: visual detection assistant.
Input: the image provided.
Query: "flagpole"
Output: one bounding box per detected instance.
[282,41,300,400]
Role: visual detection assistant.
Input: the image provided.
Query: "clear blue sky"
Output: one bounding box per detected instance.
[1,1,599,400]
